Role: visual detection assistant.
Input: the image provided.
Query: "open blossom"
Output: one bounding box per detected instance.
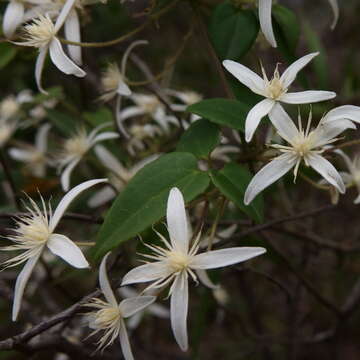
[126,123,162,156]
[122,187,266,351]
[57,124,119,191]
[87,145,159,207]
[16,0,85,93]
[9,123,51,178]
[223,52,336,142]
[1,179,107,321]
[243,104,359,205]
[258,0,339,48]
[84,253,156,358]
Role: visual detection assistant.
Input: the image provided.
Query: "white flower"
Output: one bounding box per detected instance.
[16,0,85,93]
[1,178,107,321]
[223,52,336,142]
[243,104,357,205]
[9,123,51,177]
[87,145,159,207]
[126,123,162,156]
[118,287,169,330]
[84,253,156,358]
[57,124,119,191]
[258,0,339,48]
[122,187,266,351]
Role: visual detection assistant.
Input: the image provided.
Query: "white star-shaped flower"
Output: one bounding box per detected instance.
[223,52,336,142]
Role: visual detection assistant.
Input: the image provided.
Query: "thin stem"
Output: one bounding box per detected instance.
[207,196,227,250]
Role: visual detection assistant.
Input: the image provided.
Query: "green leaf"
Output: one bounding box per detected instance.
[0,43,17,69]
[93,152,210,259]
[47,109,76,135]
[210,162,264,223]
[188,98,250,132]
[209,1,259,61]
[176,119,220,159]
[83,107,114,127]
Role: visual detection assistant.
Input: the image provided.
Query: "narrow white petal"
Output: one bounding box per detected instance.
[12,249,42,321]
[3,1,24,38]
[322,105,360,124]
[117,80,132,97]
[354,193,360,205]
[195,269,218,289]
[328,0,339,29]
[121,262,170,286]
[47,233,89,268]
[222,60,265,95]
[50,178,107,231]
[64,10,82,65]
[87,186,117,208]
[54,0,76,32]
[170,274,189,351]
[94,145,126,175]
[307,154,345,193]
[119,319,134,360]
[35,123,51,153]
[148,302,170,318]
[60,157,80,192]
[35,46,49,94]
[333,149,354,173]
[8,148,33,162]
[280,52,318,88]
[91,132,119,145]
[280,91,336,104]
[127,313,142,330]
[244,153,297,205]
[118,106,145,121]
[245,98,275,142]
[119,296,156,318]
[258,0,277,47]
[167,187,189,253]
[192,247,266,270]
[99,253,117,306]
[49,38,86,77]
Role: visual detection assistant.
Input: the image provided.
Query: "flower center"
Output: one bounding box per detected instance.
[17,216,51,246]
[22,15,56,48]
[291,133,316,158]
[102,64,122,93]
[135,96,159,114]
[0,97,19,119]
[63,132,90,158]
[266,76,285,99]
[167,251,191,272]
[94,306,121,329]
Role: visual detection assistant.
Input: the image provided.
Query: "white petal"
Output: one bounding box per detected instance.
[91,132,119,145]
[60,157,80,192]
[258,0,277,47]
[306,154,345,193]
[8,148,34,162]
[50,178,107,231]
[99,252,117,306]
[49,38,86,77]
[280,52,318,88]
[170,274,189,351]
[54,0,76,32]
[322,105,360,124]
[64,10,82,65]
[268,103,299,143]
[328,0,339,29]
[354,193,360,205]
[47,233,89,268]
[245,98,275,142]
[3,1,24,38]
[244,152,297,205]
[35,46,49,94]
[12,249,42,321]
[148,302,170,318]
[117,80,132,97]
[35,123,51,153]
[192,247,266,270]
[127,313,142,330]
[333,149,354,173]
[121,262,171,286]
[119,319,134,360]
[87,186,117,208]
[167,187,189,253]
[280,91,336,104]
[94,145,126,175]
[195,269,218,290]
[118,106,145,121]
[119,296,156,318]
[222,60,265,95]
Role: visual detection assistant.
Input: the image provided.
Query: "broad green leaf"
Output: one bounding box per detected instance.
[187,98,250,132]
[209,1,259,61]
[31,86,64,104]
[83,107,114,127]
[93,152,210,259]
[210,162,264,223]
[47,109,76,135]
[177,119,220,159]
[0,43,17,69]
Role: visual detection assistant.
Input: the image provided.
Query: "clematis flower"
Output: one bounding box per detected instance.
[126,124,162,156]
[122,187,266,351]
[243,104,356,205]
[84,253,156,358]
[57,124,119,191]
[1,178,107,321]
[87,145,159,207]
[16,0,85,94]
[9,123,51,178]
[223,52,336,142]
[258,0,339,48]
